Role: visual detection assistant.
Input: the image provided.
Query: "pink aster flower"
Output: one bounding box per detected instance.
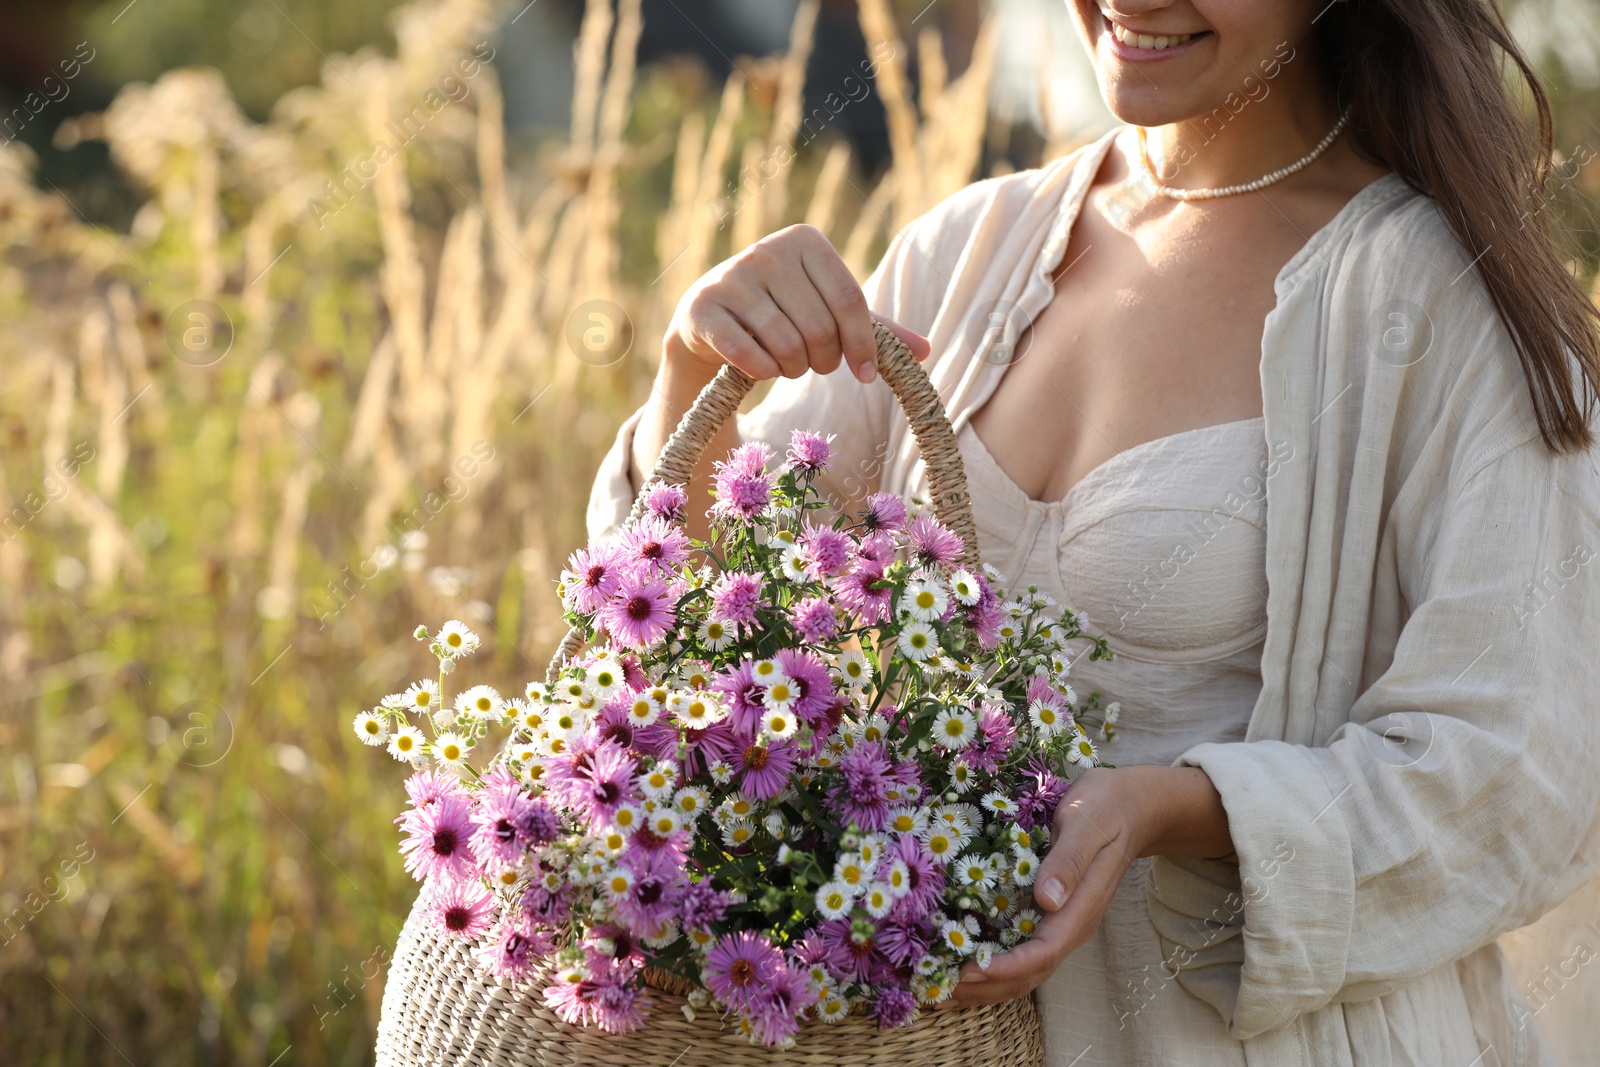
[545,734,641,823]
[703,931,784,1014]
[749,961,818,1046]
[710,442,774,522]
[611,841,688,937]
[860,492,907,533]
[404,767,464,808]
[886,832,945,920]
[565,543,623,615]
[710,571,764,628]
[736,736,797,800]
[619,515,692,571]
[397,792,478,883]
[830,739,893,831]
[801,522,851,576]
[600,570,676,649]
[832,561,892,626]
[873,984,918,1029]
[478,918,551,983]
[786,429,834,474]
[471,769,557,866]
[790,595,837,644]
[775,647,837,727]
[429,877,496,941]
[544,958,650,1034]
[855,530,897,567]
[642,482,687,522]
[906,514,964,566]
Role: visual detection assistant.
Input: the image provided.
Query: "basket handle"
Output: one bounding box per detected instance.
[545,316,977,680]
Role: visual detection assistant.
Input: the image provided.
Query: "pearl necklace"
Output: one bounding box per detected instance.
[1135,107,1353,201]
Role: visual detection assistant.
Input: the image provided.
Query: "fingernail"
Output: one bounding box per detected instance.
[857,360,876,383]
[961,971,987,983]
[1040,877,1064,908]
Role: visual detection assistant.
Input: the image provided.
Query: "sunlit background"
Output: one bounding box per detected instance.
[1,0,1597,1063]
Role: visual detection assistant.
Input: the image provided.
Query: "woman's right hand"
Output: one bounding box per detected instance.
[663,223,931,385]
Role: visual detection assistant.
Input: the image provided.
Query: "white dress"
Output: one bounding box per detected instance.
[959,417,1265,1065]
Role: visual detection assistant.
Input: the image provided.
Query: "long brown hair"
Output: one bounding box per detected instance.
[1318,0,1600,453]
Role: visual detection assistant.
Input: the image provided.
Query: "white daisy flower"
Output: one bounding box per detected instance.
[857,834,886,867]
[940,920,976,955]
[913,973,954,1006]
[858,712,889,744]
[779,543,810,582]
[901,577,949,621]
[697,618,732,651]
[1066,733,1098,767]
[884,859,912,897]
[387,723,425,763]
[760,708,798,741]
[860,882,894,918]
[897,622,937,661]
[602,866,635,898]
[707,759,733,785]
[649,808,684,837]
[815,994,851,1023]
[435,620,480,657]
[832,649,872,688]
[720,820,755,848]
[815,880,854,920]
[1029,700,1067,738]
[456,684,504,722]
[930,707,977,751]
[379,692,408,711]
[587,661,625,698]
[887,807,926,836]
[1011,847,1040,885]
[763,812,787,839]
[611,804,643,834]
[681,692,726,729]
[833,856,873,888]
[639,761,678,798]
[751,657,786,686]
[1014,908,1041,939]
[987,886,1020,918]
[957,853,1000,890]
[431,731,471,770]
[403,679,441,713]
[353,711,389,746]
[949,760,974,794]
[921,828,959,864]
[720,794,757,822]
[761,674,799,713]
[949,569,982,606]
[626,693,661,728]
[676,661,713,690]
[980,792,1017,817]
[974,941,998,971]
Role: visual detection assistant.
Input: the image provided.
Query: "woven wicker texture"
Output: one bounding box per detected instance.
[376,894,1045,1066]
[378,319,1042,1065]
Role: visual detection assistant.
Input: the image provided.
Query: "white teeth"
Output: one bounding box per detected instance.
[1109,22,1194,50]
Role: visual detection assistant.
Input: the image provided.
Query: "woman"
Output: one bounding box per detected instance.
[588,0,1600,1063]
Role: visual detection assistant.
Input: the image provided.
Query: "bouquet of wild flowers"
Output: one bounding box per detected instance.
[356,429,1115,1047]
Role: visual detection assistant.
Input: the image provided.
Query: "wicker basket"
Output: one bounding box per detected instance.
[373,319,1045,1066]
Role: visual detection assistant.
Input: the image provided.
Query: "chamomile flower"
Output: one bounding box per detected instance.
[697,617,733,651]
[353,711,389,746]
[949,569,982,606]
[601,866,635,899]
[930,707,977,751]
[833,856,873,889]
[858,712,889,744]
[897,622,937,661]
[639,761,678,798]
[675,694,726,735]
[760,708,798,741]
[957,853,1000,889]
[974,942,999,971]
[388,723,425,763]
[1029,700,1067,738]
[625,692,661,728]
[435,620,480,657]
[1067,731,1098,767]
[778,543,809,582]
[1014,908,1041,939]
[720,820,755,848]
[456,684,504,721]
[940,919,977,955]
[861,882,894,918]
[649,808,684,837]
[1011,847,1040,885]
[761,673,799,713]
[673,786,710,817]
[751,657,786,687]
[987,886,1021,919]
[921,828,960,864]
[815,881,854,920]
[707,759,733,785]
[832,649,872,688]
[611,803,643,834]
[887,807,926,836]
[901,577,949,621]
[949,760,974,793]
[431,731,471,770]
[403,679,441,714]
[586,661,625,698]
[815,994,851,1022]
[884,859,912,897]
[980,792,1017,817]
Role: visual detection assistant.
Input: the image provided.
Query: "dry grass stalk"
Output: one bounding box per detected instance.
[803,138,852,238]
[768,0,821,229]
[842,167,898,280]
[857,0,921,220]
[569,0,615,159]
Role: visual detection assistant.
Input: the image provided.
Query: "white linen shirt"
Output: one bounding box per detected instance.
[586,128,1600,1067]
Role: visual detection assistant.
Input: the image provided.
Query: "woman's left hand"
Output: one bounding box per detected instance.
[939,763,1231,1009]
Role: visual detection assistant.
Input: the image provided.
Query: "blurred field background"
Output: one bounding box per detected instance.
[0,0,1597,1063]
